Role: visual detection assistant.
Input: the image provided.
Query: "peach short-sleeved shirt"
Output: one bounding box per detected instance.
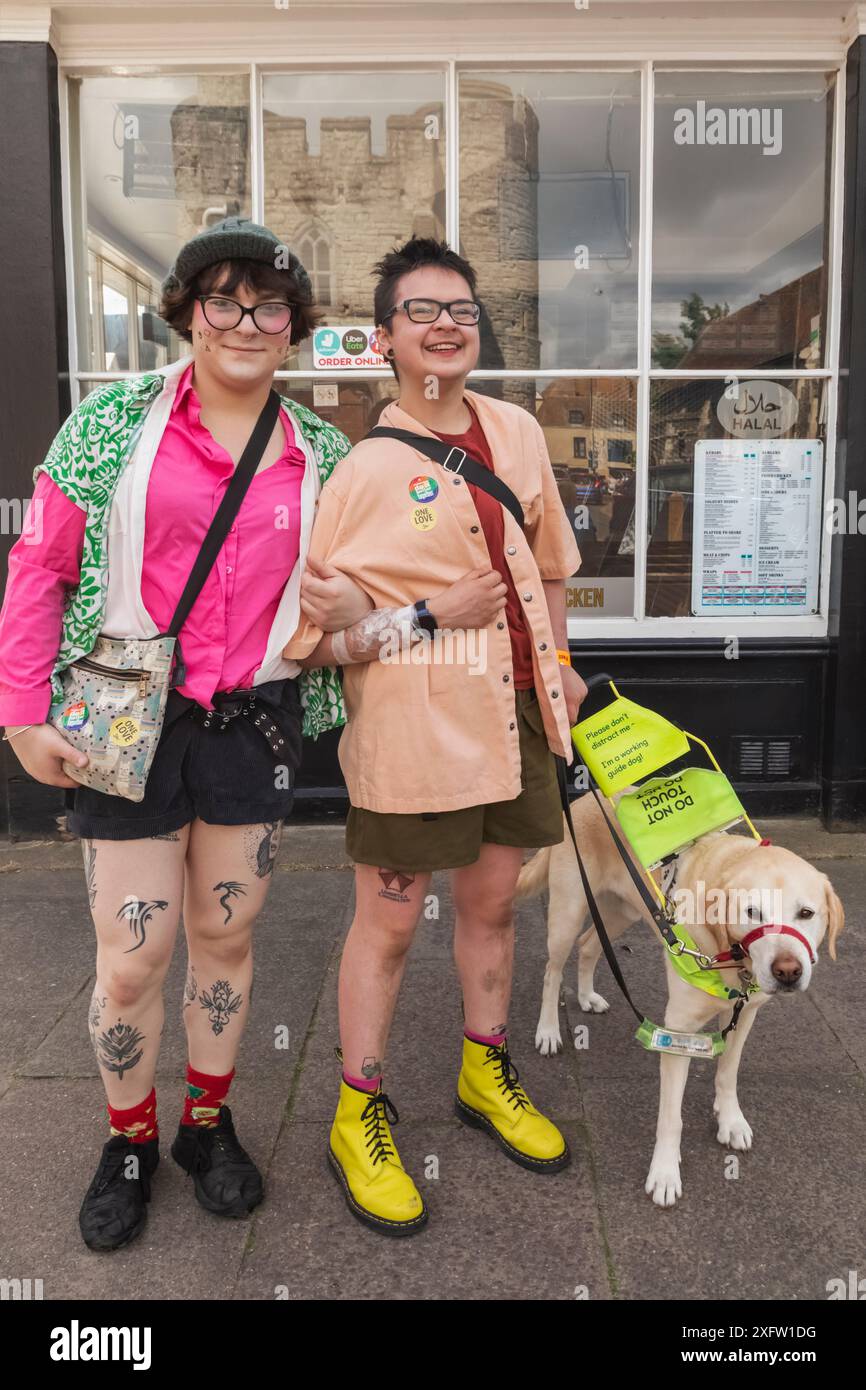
[284,389,581,813]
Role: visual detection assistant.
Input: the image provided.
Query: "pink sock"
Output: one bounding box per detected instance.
[464,1027,507,1047]
[343,1069,381,1093]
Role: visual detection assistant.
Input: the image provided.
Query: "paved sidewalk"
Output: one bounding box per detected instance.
[0,818,863,1301]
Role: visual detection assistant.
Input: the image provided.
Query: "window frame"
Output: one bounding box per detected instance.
[59,56,845,641]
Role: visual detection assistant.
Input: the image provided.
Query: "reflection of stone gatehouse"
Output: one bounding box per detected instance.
[169,77,540,405]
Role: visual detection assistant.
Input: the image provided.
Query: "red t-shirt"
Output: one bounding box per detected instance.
[433,405,535,689]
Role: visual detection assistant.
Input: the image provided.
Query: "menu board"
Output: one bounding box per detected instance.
[691,440,822,615]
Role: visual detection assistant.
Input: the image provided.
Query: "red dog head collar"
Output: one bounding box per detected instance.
[738,922,817,965]
[727,838,816,964]
[714,922,817,967]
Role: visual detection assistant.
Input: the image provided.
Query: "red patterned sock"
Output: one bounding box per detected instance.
[181,1064,235,1128]
[108,1087,158,1144]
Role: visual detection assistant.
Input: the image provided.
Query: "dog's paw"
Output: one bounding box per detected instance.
[716,1111,753,1150]
[645,1154,682,1207]
[578,991,610,1014]
[535,1023,562,1055]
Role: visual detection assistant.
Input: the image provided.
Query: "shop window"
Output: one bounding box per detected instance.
[262,71,446,370]
[87,243,173,372]
[652,72,834,369]
[459,71,641,371]
[71,72,252,373]
[471,377,637,617]
[646,377,827,618]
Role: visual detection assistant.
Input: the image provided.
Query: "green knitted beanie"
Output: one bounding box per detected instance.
[161,215,312,300]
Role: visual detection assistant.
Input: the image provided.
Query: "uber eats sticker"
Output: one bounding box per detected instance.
[313,325,386,370]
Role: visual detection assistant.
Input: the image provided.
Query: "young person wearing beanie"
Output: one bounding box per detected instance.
[286,237,587,1235]
[0,217,372,1251]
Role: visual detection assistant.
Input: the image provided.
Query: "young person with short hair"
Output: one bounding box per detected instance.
[288,237,587,1235]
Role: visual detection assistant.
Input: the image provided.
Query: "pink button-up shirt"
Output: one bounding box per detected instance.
[0,365,306,725]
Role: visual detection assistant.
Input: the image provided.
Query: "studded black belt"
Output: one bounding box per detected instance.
[186,685,290,757]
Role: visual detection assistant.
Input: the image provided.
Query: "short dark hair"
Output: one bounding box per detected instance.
[372,237,479,377]
[159,257,321,346]
[373,236,478,326]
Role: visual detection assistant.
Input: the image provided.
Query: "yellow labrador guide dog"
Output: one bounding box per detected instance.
[517,681,845,1208]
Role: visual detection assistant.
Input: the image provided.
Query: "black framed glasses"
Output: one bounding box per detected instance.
[197,295,293,334]
[383,297,482,326]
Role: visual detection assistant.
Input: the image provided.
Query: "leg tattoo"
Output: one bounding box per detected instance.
[115,897,169,953]
[245,822,281,879]
[82,840,97,910]
[88,990,106,1046]
[183,965,197,1009]
[213,880,247,925]
[377,868,415,903]
[95,1018,146,1080]
[199,979,243,1035]
[361,1056,383,1078]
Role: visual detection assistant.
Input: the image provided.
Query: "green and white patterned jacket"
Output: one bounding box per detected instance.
[33,356,348,738]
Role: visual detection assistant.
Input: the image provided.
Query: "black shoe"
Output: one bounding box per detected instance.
[78,1134,159,1252]
[170,1105,263,1217]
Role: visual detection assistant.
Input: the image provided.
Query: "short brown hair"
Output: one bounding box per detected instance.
[159,257,322,346]
[372,237,479,379]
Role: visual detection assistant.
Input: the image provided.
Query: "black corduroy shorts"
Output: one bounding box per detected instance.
[63,678,303,842]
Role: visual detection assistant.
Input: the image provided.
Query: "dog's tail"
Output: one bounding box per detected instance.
[515,846,552,900]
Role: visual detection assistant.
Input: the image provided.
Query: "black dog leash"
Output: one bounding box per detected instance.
[552,673,749,1039]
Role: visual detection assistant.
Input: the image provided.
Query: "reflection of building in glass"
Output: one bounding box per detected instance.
[263,101,445,324]
[536,379,637,581]
[678,267,823,371]
[458,79,539,401]
[538,378,636,481]
[168,82,250,243]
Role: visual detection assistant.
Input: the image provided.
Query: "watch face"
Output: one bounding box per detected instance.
[414,602,436,634]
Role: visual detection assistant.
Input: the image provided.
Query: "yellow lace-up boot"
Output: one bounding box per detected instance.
[328,1079,428,1236]
[456,1035,571,1172]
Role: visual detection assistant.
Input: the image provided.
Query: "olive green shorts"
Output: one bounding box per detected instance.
[345,687,564,872]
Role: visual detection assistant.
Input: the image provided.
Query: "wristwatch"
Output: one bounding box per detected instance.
[412,599,438,637]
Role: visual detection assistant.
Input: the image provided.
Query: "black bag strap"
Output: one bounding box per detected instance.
[165,389,282,638]
[363,425,525,531]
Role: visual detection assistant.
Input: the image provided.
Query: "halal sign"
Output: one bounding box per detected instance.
[717,379,798,438]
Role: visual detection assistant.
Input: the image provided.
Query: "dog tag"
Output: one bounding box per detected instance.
[635,1017,725,1058]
